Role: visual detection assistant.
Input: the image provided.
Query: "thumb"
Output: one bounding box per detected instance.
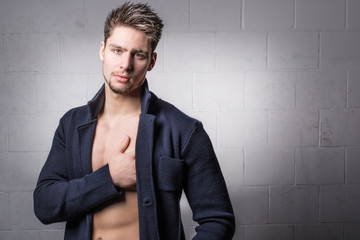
[119,135,131,153]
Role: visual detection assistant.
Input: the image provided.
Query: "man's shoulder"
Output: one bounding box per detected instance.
[60,104,91,126]
[150,95,199,128]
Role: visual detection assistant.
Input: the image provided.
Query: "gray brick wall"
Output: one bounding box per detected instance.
[0,0,359,239]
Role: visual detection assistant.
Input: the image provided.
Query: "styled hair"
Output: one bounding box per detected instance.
[104,2,164,52]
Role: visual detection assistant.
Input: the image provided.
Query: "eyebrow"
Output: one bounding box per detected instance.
[108,44,126,51]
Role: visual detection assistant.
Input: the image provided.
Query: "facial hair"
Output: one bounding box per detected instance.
[104,72,144,95]
[108,79,132,95]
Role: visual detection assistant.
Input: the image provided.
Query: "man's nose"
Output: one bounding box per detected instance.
[120,53,133,71]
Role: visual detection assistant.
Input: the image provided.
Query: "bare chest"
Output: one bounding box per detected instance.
[91,116,139,172]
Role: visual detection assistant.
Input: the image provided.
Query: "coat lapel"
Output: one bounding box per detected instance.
[77,120,97,176]
[136,113,159,240]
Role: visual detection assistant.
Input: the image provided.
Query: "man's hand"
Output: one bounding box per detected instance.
[108,135,136,189]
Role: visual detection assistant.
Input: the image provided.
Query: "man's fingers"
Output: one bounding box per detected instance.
[119,135,131,153]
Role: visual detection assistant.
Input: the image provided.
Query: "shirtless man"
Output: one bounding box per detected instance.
[34,3,235,240]
[91,23,156,239]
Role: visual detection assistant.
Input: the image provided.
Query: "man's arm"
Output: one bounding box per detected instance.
[182,122,235,240]
[33,119,122,224]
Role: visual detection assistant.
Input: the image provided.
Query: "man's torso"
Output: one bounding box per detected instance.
[91,114,140,240]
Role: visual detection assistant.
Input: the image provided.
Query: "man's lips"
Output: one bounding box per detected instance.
[114,74,130,83]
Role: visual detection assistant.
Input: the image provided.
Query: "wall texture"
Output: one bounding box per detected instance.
[1,0,360,239]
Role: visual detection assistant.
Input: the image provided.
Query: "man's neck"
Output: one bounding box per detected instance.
[102,85,142,119]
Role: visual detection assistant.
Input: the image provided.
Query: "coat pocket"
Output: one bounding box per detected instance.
[157,156,184,193]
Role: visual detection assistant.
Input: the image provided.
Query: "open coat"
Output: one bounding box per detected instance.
[33,81,235,239]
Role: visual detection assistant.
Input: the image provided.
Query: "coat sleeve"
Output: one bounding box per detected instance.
[181,122,235,240]
[33,117,122,224]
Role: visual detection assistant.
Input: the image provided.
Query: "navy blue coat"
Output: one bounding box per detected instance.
[33,81,235,239]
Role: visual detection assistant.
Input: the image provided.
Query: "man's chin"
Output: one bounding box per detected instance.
[110,86,132,95]
[108,81,132,95]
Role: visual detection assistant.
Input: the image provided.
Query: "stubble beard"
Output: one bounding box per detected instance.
[104,73,134,95]
[108,79,133,95]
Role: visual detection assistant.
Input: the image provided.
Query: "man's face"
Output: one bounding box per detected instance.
[100,25,156,95]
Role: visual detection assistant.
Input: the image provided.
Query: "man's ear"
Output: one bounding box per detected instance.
[99,41,105,61]
[147,52,157,71]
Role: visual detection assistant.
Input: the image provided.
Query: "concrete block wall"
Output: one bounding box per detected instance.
[0,0,359,239]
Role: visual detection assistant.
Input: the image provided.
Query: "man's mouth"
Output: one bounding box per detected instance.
[114,74,130,83]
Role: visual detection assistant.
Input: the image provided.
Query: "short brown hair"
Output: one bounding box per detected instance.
[104,2,164,52]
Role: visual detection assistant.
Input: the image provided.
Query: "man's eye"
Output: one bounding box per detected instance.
[135,53,146,59]
[114,49,122,54]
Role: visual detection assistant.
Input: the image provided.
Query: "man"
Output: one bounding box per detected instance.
[33,2,235,240]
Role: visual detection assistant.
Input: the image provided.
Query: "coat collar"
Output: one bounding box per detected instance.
[87,79,153,120]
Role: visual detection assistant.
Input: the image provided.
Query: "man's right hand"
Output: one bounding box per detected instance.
[108,135,137,189]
